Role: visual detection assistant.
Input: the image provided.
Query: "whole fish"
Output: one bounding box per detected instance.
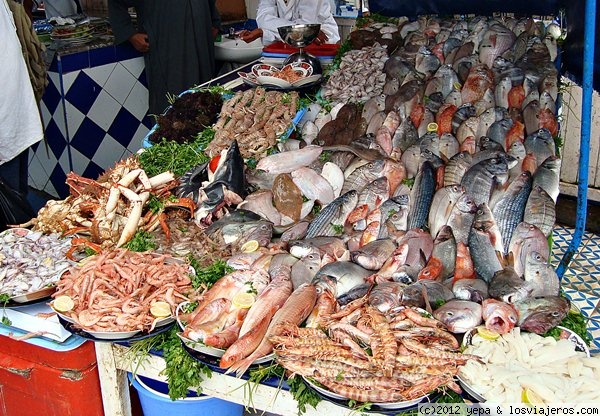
[490,171,533,254]
[242,189,284,225]
[468,203,504,282]
[446,194,478,245]
[407,161,436,230]
[220,264,293,369]
[513,296,570,334]
[487,118,513,149]
[342,159,386,195]
[226,283,317,376]
[391,112,419,158]
[428,185,465,237]
[532,155,561,203]
[478,24,516,69]
[524,251,560,297]
[452,104,477,134]
[444,151,473,186]
[256,145,323,174]
[481,298,518,334]
[220,220,274,248]
[291,257,317,290]
[378,195,410,238]
[524,128,556,167]
[433,300,483,333]
[289,237,348,262]
[508,222,550,277]
[401,280,455,309]
[454,241,476,281]
[461,155,509,206]
[312,261,372,305]
[453,278,488,302]
[430,225,457,280]
[488,266,532,303]
[351,238,397,271]
[524,185,556,237]
[369,281,406,312]
[291,167,335,205]
[357,177,390,211]
[305,190,358,238]
[397,228,434,267]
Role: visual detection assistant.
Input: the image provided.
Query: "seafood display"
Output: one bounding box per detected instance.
[207,87,300,159]
[272,303,475,404]
[149,89,223,144]
[51,249,192,333]
[460,327,600,403]
[19,157,194,251]
[0,228,72,299]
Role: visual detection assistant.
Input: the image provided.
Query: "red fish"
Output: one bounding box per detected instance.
[418,256,443,281]
[461,64,493,104]
[453,242,475,283]
[436,104,458,134]
[482,299,518,334]
[459,136,476,154]
[539,108,558,136]
[410,103,425,128]
[505,120,525,149]
[508,85,525,109]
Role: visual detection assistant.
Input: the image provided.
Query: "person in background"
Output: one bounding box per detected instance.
[239,0,340,45]
[43,0,81,18]
[0,0,44,203]
[107,0,221,115]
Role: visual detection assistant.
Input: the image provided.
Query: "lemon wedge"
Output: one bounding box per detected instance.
[477,326,501,341]
[453,81,462,91]
[426,122,439,132]
[232,292,256,309]
[150,301,172,318]
[53,295,75,312]
[522,388,545,406]
[240,240,259,253]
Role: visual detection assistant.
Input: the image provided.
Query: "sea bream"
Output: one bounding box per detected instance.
[433,300,483,333]
[312,261,373,305]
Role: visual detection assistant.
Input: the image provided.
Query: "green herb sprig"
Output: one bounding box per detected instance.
[543,308,592,345]
[123,230,158,252]
[139,137,209,177]
[287,376,322,415]
[0,293,11,326]
[187,257,233,290]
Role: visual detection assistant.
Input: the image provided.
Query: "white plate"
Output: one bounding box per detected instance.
[50,306,78,324]
[291,74,322,87]
[83,328,142,340]
[458,326,591,402]
[237,71,259,86]
[257,75,293,88]
[10,286,57,303]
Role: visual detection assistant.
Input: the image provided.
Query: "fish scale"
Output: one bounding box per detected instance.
[461,156,508,206]
[305,190,358,239]
[490,171,533,255]
[468,203,504,282]
[407,161,436,230]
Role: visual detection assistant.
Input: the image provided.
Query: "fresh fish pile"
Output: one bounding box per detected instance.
[0,228,73,297]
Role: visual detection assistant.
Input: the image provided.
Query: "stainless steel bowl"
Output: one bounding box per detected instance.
[277,24,321,47]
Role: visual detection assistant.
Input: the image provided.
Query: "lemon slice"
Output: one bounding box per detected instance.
[477,326,501,341]
[232,292,256,309]
[453,81,462,91]
[150,301,172,318]
[53,295,75,312]
[240,240,259,253]
[522,388,545,406]
[426,122,439,132]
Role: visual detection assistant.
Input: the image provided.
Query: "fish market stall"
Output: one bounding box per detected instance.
[3,1,599,414]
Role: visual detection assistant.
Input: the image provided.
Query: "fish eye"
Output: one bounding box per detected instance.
[491,158,497,163]
[446,311,454,316]
[510,316,517,323]
[551,312,560,317]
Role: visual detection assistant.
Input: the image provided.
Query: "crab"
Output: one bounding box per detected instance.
[19,157,195,251]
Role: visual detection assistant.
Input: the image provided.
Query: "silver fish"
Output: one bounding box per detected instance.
[524,128,556,167]
[446,194,477,245]
[342,159,386,195]
[407,161,436,230]
[532,155,561,203]
[508,222,550,277]
[433,300,483,333]
[312,261,372,305]
[468,203,504,282]
[461,156,509,206]
[351,238,397,271]
[369,281,406,312]
[489,266,532,303]
[432,225,457,280]
[524,251,560,297]
[453,278,489,302]
[401,280,455,309]
[444,151,473,186]
[524,185,556,237]
[305,190,358,239]
[428,185,465,238]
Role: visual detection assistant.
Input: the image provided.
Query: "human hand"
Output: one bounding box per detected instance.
[129,33,149,53]
[239,28,263,43]
[314,30,329,45]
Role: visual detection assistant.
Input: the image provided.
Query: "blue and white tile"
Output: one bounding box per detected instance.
[123,81,149,121]
[47,72,62,94]
[28,153,50,191]
[61,71,80,95]
[65,72,102,115]
[91,134,126,171]
[39,101,53,128]
[70,117,106,160]
[563,288,600,318]
[128,124,151,154]
[70,147,93,176]
[104,63,137,105]
[87,90,121,132]
[121,57,145,79]
[64,102,86,139]
[108,107,144,149]
[83,62,116,88]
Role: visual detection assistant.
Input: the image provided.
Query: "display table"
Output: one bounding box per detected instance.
[95,343,390,416]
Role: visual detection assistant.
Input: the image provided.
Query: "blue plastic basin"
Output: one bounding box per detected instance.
[128,373,244,416]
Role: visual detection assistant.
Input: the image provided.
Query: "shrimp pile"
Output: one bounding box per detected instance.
[271,304,477,403]
[207,87,300,159]
[53,249,192,332]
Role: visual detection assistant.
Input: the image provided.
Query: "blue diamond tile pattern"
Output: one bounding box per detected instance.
[42,76,62,115]
[49,164,69,198]
[44,119,68,159]
[108,107,142,148]
[70,117,107,159]
[65,72,102,115]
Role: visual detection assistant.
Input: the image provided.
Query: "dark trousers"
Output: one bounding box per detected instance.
[0,148,30,196]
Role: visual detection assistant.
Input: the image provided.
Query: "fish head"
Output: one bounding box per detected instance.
[212,140,247,198]
[518,297,570,334]
[369,282,404,312]
[312,274,337,295]
[176,162,209,202]
[482,299,518,334]
[433,300,482,333]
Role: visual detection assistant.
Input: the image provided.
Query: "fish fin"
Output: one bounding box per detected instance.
[495,250,506,268]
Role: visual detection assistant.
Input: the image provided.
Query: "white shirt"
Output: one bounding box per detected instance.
[256,0,340,45]
[0,0,44,165]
